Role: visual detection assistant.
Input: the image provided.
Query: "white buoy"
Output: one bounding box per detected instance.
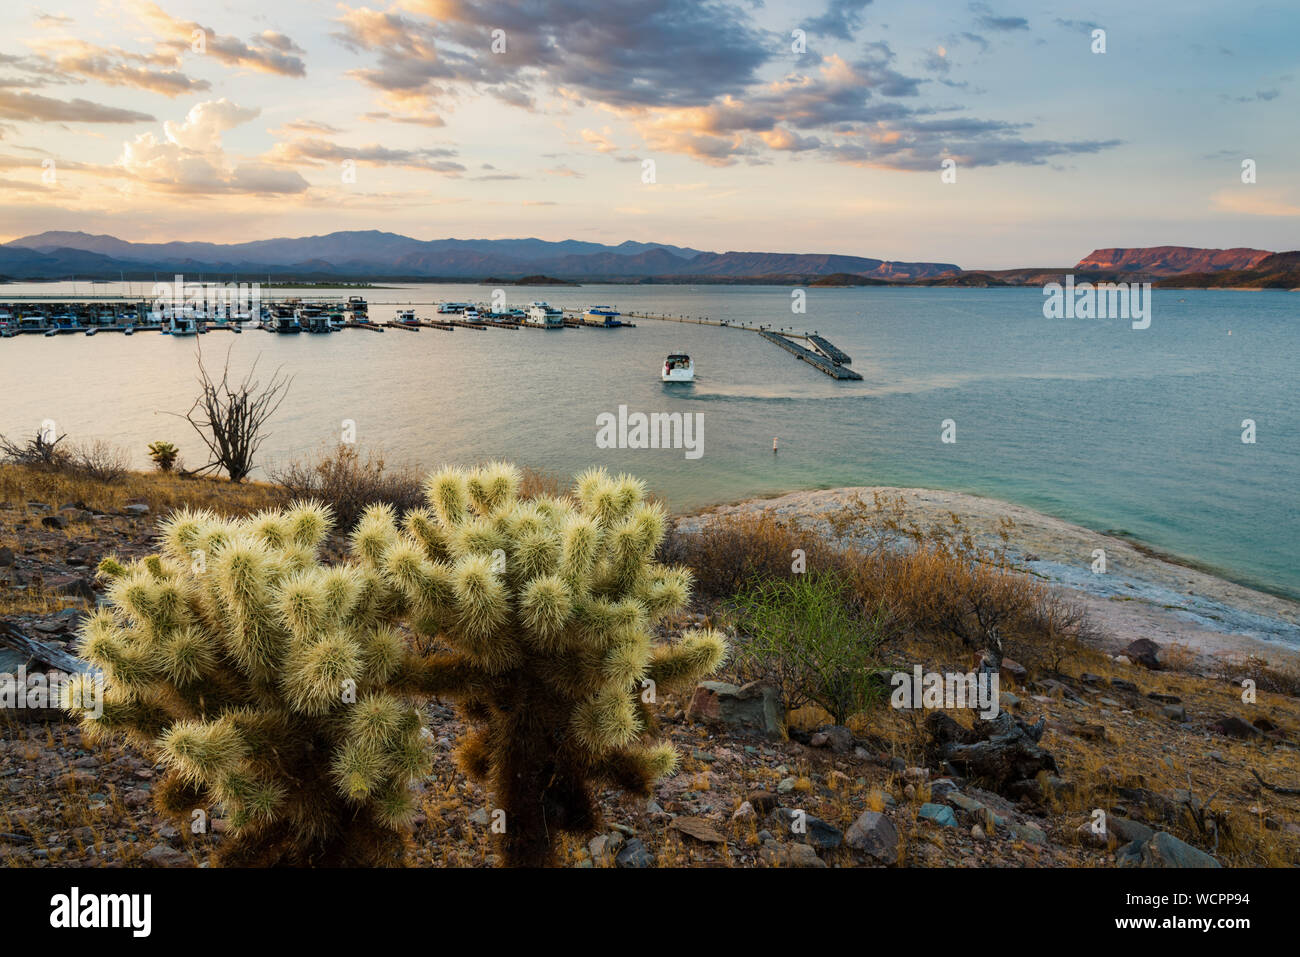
[773,436,779,453]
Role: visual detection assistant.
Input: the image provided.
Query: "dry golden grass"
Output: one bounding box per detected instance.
[0,463,283,518]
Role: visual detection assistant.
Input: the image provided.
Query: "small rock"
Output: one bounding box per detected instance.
[732,801,756,821]
[761,842,826,868]
[140,843,188,867]
[1000,657,1027,682]
[970,824,986,841]
[671,816,726,845]
[686,680,786,739]
[615,838,654,868]
[1010,822,1047,844]
[809,725,854,753]
[845,810,899,864]
[1210,715,1262,739]
[1162,704,1187,722]
[124,503,151,516]
[918,803,958,828]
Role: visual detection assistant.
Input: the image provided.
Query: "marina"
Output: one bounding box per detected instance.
[0,294,862,382]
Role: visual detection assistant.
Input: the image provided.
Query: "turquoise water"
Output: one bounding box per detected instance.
[1,282,1296,598]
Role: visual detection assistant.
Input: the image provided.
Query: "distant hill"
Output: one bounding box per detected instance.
[1,230,957,283]
[1076,246,1273,277]
[1154,251,1300,289]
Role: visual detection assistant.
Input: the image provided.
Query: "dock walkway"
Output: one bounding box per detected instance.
[807,334,852,365]
[758,331,863,380]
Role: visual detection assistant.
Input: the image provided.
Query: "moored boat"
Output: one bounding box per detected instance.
[583,305,622,327]
[525,301,564,328]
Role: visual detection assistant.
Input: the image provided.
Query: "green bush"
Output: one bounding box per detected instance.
[728,571,891,725]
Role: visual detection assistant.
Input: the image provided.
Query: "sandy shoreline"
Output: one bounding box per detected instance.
[676,486,1300,666]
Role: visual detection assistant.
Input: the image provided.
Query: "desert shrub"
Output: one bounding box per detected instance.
[149,441,180,473]
[63,501,433,866]
[0,430,70,471]
[183,349,290,482]
[659,512,850,599]
[1217,654,1300,697]
[727,571,891,724]
[271,444,423,532]
[0,431,129,482]
[369,463,727,866]
[67,439,131,483]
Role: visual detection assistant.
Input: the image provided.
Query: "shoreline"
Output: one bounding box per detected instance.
[677,485,1300,666]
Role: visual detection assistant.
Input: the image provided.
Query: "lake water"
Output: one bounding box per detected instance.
[1,281,1297,599]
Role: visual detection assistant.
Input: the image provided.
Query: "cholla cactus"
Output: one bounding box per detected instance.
[374,463,727,867]
[64,502,431,866]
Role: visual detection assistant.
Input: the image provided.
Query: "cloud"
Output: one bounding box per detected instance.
[128,0,307,77]
[361,110,446,128]
[120,98,310,194]
[21,36,211,96]
[1221,89,1280,103]
[334,0,772,112]
[1211,188,1300,217]
[970,2,1029,31]
[278,119,346,135]
[322,0,1118,174]
[804,0,873,41]
[0,89,155,123]
[265,136,466,174]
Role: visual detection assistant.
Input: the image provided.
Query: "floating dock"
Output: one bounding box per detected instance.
[808,334,852,365]
[758,331,862,380]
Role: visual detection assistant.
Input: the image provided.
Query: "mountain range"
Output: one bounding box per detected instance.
[0,231,959,282]
[0,231,1286,285]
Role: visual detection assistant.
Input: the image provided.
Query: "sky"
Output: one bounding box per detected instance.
[0,0,1296,268]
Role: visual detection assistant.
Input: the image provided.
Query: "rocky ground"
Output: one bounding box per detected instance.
[2,477,1299,868]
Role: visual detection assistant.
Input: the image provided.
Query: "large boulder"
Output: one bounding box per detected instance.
[686,681,786,739]
[845,810,899,864]
[1124,638,1162,670]
[1115,831,1221,868]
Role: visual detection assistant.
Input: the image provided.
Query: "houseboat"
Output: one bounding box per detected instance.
[437,302,472,315]
[396,309,418,324]
[525,301,564,329]
[268,304,301,333]
[346,296,370,323]
[167,316,199,336]
[583,305,623,327]
[297,303,333,333]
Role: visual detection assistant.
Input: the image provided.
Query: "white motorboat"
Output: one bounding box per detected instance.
[662,353,694,382]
